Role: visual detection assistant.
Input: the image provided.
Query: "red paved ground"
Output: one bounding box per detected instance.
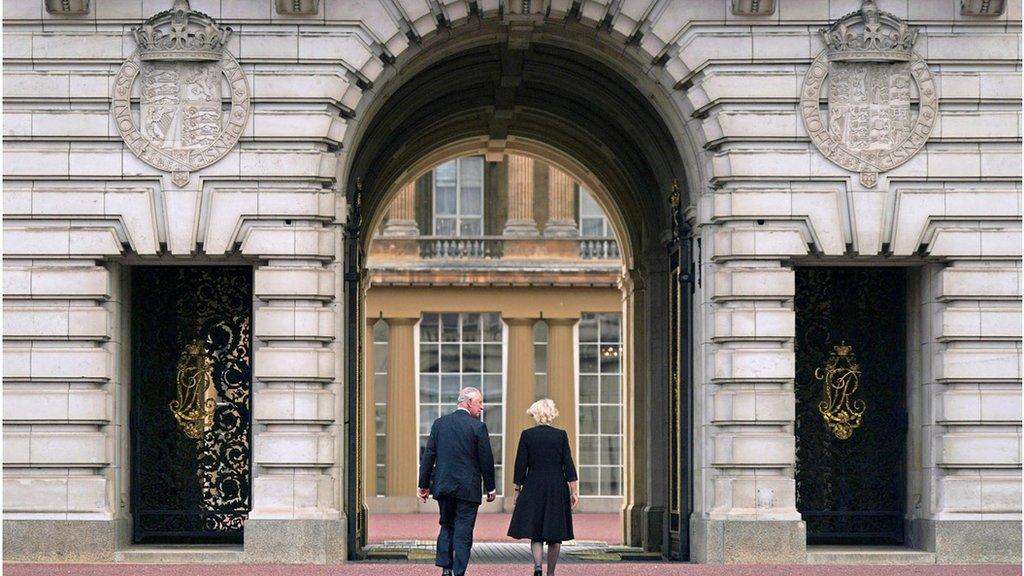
[4,564,1021,576]
[369,512,623,544]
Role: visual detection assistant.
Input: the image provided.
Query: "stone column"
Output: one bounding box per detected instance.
[503,155,539,236]
[363,318,377,502]
[546,318,578,457]
[621,270,646,547]
[504,318,537,510]
[381,181,419,237]
[384,317,418,497]
[544,165,578,237]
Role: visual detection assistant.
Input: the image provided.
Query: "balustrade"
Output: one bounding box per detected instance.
[579,237,619,259]
[419,236,504,259]
[415,236,620,260]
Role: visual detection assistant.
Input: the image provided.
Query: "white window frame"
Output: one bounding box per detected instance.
[575,312,625,497]
[415,312,508,496]
[432,156,485,237]
[577,185,611,237]
[373,319,389,497]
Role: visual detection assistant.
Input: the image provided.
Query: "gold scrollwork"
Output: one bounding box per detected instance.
[815,342,865,440]
[170,339,218,439]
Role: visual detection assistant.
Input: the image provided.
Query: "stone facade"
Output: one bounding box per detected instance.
[2,0,1020,565]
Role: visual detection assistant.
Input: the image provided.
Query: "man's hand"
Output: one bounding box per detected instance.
[486,490,496,503]
[417,488,429,503]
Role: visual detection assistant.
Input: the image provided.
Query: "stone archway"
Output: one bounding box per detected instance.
[339,19,699,559]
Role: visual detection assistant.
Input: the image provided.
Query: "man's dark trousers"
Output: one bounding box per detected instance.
[435,496,479,575]
[419,409,496,575]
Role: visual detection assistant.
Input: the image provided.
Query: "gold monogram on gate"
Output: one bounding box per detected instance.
[170,339,219,439]
[815,342,865,440]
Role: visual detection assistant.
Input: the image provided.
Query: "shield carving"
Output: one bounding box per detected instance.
[800,1,936,189]
[140,62,223,150]
[827,62,912,162]
[111,0,249,188]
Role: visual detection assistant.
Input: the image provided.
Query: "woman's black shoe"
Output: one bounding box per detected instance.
[533,568,542,576]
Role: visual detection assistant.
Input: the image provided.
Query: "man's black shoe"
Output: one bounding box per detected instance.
[441,569,453,576]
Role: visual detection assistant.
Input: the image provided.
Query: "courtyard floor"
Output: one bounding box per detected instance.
[5,513,1020,575]
[369,512,623,544]
[5,564,1021,575]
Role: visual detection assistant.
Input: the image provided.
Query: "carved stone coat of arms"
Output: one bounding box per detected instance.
[800,0,937,188]
[111,0,250,187]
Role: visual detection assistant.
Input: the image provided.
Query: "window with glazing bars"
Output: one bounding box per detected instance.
[433,157,484,236]
[418,313,505,494]
[577,313,624,496]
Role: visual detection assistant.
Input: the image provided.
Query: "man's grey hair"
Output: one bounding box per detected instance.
[457,386,482,405]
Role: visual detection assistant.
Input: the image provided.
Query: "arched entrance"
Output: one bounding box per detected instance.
[341,21,697,560]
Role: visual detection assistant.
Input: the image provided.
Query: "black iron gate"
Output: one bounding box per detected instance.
[794,267,906,545]
[667,184,694,560]
[130,266,253,544]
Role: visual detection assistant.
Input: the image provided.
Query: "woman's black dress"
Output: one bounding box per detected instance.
[507,425,577,542]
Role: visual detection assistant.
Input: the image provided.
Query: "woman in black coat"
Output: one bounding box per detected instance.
[507,398,579,576]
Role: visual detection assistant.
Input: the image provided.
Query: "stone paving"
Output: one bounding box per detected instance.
[8,513,1020,575]
[369,513,623,544]
[365,541,656,563]
[5,563,1022,576]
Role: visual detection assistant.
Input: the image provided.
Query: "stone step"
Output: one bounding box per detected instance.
[113,545,244,564]
[806,546,937,565]
[363,541,653,564]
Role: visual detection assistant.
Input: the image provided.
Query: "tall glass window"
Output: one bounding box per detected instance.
[418,313,505,494]
[534,320,548,399]
[372,320,389,496]
[578,187,611,237]
[577,313,623,496]
[433,156,484,236]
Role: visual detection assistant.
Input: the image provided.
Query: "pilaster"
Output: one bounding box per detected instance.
[503,155,540,236]
[909,259,1023,563]
[692,247,804,563]
[544,165,577,237]
[546,318,578,455]
[384,317,418,498]
[503,317,537,509]
[381,182,419,237]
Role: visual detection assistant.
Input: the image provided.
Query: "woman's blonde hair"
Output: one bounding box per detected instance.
[526,398,559,424]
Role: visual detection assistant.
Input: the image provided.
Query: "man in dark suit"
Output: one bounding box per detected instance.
[418,386,497,576]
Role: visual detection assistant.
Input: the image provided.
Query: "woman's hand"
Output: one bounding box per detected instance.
[570,491,579,511]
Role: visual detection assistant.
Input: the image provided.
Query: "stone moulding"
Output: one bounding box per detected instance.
[731,0,776,16]
[45,0,90,14]
[799,0,937,189]
[275,0,321,15]
[110,0,250,188]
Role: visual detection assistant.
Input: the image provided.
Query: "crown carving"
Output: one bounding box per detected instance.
[133,0,232,62]
[833,342,853,357]
[184,340,206,355]
[820,0,917,62]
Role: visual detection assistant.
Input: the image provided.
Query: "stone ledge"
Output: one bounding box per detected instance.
[691,517,806,564]
[3,519,119,562]
[910,518,1022,564]
[242,517,346,564]
[806,545,936,565]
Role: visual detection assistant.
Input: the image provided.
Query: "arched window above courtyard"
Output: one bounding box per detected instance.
[370,153,621,268]
[362,150,628,521]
